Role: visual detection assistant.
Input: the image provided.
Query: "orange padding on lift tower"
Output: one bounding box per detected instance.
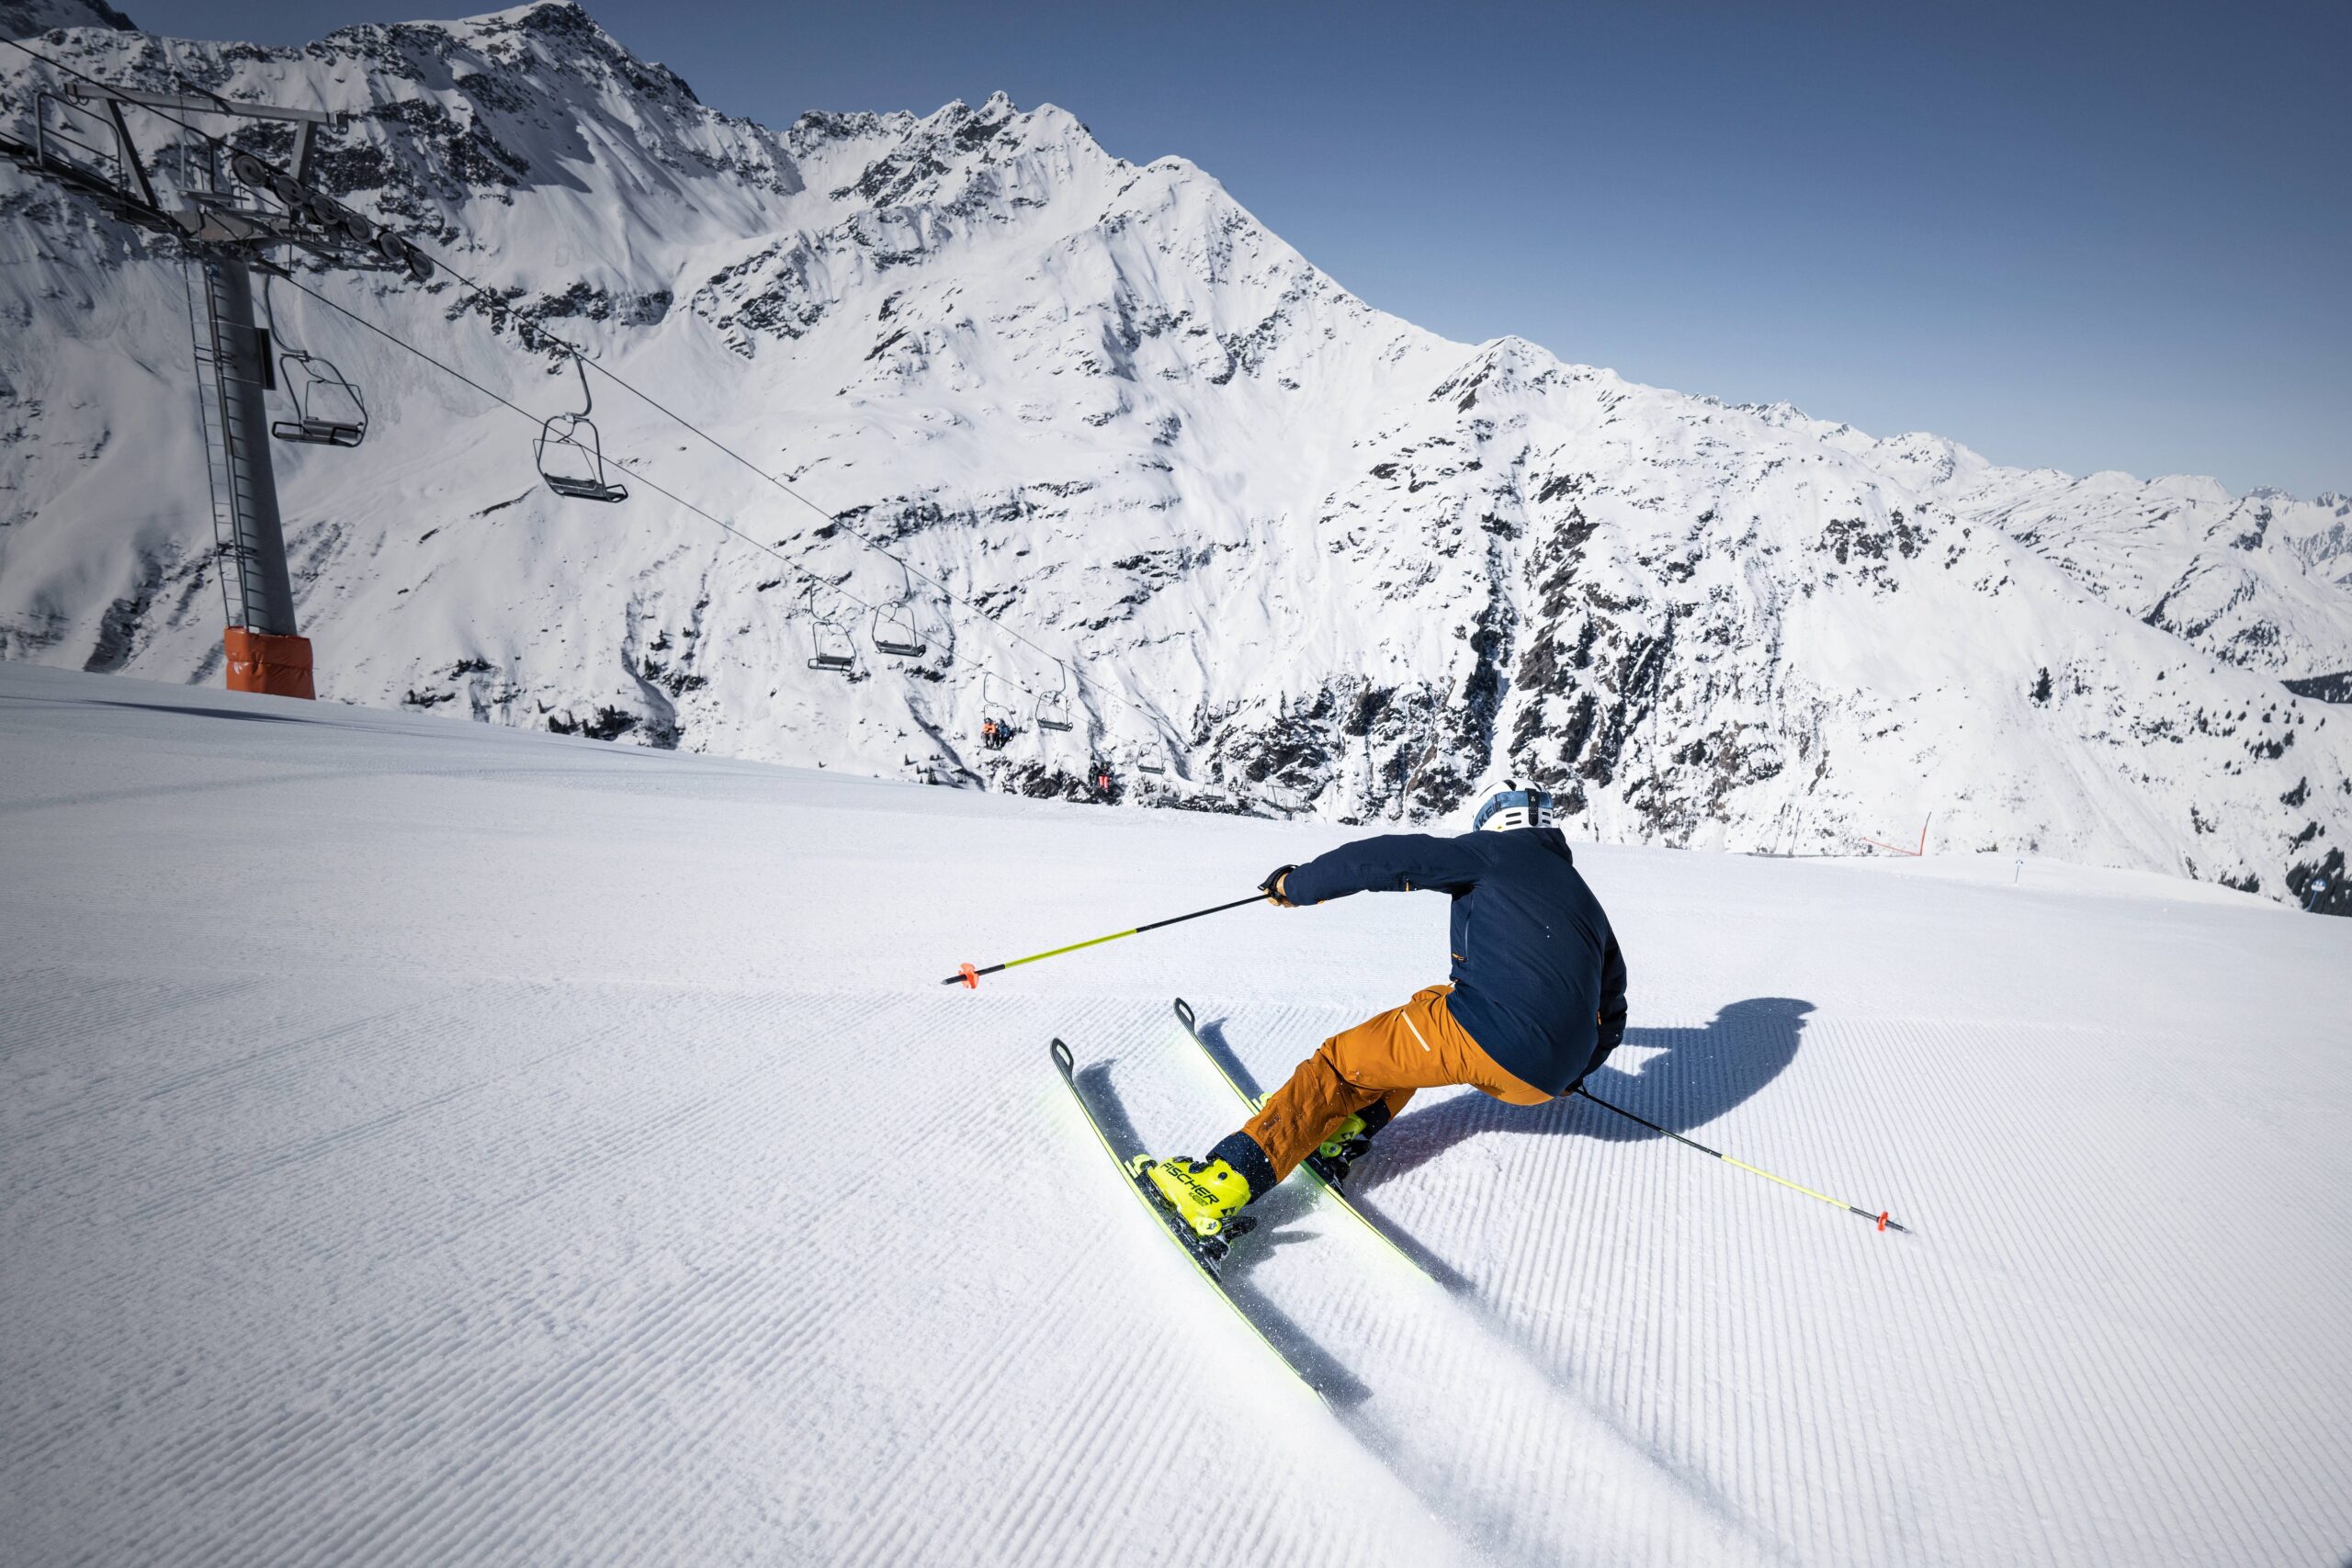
[222,627,316,700]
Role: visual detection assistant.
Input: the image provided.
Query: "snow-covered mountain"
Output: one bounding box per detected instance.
[2,1,2346,912]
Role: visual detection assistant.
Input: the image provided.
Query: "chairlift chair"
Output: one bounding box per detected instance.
[270,351,368,448]
[803,582,856,673]
[534,350,628,503]
[871,559,928,658]
[978,671,1018,749]
[872,607,926,659]
[1034,658,1076,733]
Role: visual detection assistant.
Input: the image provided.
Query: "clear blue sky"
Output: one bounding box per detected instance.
[141,0,2349,499]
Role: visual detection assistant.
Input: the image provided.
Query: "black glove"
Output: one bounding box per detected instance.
[1585,1007,1626,1079]
[1260,863,1299,906]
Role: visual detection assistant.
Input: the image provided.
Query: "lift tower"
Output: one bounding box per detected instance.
[1,74,435,696]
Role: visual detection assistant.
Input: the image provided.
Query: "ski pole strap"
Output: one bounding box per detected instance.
[1573,1087,1909,1235]
[943,893,1270,987]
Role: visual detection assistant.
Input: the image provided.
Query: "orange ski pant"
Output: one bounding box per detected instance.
[1242,983,1552,1183]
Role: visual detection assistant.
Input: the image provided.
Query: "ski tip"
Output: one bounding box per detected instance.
[1172,997,1193,1027]
[1049,1038,1074,1076]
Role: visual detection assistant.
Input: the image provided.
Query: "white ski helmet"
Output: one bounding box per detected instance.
[1474,779,1555,831]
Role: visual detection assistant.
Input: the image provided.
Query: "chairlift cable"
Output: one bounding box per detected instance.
[286,243,1066,707]
[276,271,1169,745]
[271,272,819,591]
[273,275,1051,702]
[272,276,1043,711]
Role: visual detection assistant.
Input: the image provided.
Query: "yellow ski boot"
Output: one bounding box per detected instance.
[1317,1112,1372,1162]
[1308,1110,1381,1182]
[1135,1155,1255,1239]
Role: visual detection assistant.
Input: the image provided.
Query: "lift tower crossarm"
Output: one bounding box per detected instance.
[63,80,332,124]
[64,80,332,182]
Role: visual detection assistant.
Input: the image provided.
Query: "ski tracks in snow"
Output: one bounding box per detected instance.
[0,969,1749,1566]
[1157,1002,1780,1567]
[1261,996,2352,1568]
[11,970,2345,1563]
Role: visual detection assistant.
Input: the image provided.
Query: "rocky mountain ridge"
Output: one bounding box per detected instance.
[1,1,2345,911]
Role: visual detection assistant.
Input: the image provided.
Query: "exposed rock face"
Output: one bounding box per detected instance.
[2,2,2346,908]
[1,1,137,41]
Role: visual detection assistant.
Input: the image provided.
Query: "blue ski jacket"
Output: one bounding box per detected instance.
[1283,827,1626,1096]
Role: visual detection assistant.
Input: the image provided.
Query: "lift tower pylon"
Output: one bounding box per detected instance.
[191,252,310,692]
[2,74,435,698]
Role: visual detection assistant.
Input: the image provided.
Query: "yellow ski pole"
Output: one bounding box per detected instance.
[944,893,1270,989]
[1576,1087,1910,1234]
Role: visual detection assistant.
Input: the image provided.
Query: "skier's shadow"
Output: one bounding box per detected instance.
[1366,996,1816,1187]
[1075,1061,1374,1409]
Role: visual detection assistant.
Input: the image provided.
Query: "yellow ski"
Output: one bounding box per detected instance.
[1050,1039,1329,1404]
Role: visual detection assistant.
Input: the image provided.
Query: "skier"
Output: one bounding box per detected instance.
[1145,782,1627,1235]
[982,716,1003,750]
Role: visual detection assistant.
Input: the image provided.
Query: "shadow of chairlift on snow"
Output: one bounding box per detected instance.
[1072,1057,1373,1409]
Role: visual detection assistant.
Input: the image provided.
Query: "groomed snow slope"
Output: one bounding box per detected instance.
[2,660,2347,1566]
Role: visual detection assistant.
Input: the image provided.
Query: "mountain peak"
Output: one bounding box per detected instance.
[2,0,135,35]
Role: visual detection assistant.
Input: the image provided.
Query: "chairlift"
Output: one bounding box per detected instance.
[978,671,1019,750]
[1137,751,1168,776]
[803,582,856,673]
[254,268,367,449]
[1035,659,1075,733]
[870,558,928,658]
[270,350,368,447]
[534,349,628,503]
